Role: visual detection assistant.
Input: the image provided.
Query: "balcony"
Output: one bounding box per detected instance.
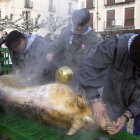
[104,0,135,6]
[48,5,56,12]
[68,9,75,15]
[24,0,33,9]
[104,18,135,30]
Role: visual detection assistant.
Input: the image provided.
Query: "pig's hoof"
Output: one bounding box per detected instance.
[102,121,116,131]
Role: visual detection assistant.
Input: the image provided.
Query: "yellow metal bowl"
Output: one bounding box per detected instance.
[55,66,73,84]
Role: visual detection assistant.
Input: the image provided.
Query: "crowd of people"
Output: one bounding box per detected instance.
[0,8,140,137]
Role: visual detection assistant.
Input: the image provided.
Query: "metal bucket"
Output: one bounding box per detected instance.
[55,66,73,84]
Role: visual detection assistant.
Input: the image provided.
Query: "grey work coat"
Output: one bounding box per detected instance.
[10,37,49,84]
[47,26,100,86]
[78,33,140,117]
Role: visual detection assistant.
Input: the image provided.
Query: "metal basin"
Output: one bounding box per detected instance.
[55,66,73,84]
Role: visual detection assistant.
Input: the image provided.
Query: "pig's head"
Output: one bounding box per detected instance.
[66,95,115,135]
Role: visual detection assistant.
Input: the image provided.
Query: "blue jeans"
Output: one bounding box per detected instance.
[106,108,127,132]
[133,114,140,136]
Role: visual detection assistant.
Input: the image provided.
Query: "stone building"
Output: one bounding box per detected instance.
[78,0,140,38]
[0,0,78,37]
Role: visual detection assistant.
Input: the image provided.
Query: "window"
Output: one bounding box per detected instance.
[24,0,33,8]
[68,3,72,14]
[125,7,134,26]
[106,10,115,28]
[107,0,115,4]
[49,0,53,7]
[89,13,93,28]
[86,0,93,8]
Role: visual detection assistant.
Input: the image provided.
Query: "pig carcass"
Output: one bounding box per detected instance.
[0,75,114,135]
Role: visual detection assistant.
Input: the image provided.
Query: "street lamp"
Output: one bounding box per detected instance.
[96,0,99,33]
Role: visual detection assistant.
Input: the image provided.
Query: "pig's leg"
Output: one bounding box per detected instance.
[66,120,85,135]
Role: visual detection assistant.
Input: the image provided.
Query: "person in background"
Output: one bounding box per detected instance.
[0,31,8,47]
[115,33,120,37]
[105,34,110,39]
[20,30,25,34]
[115,33,120,41]
[5,30,49,85]
[78,33,140,136]
[54,34,58,41]
[45,9,100,88]
[100,38,104,42]
[0,31,8,75]
[45,33,53,44]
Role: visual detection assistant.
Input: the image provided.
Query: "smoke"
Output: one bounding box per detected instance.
[9,35,57,87]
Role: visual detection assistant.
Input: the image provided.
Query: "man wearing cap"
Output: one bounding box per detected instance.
[6,30,49,85]
[45,9,100,87]
[78,33,140,136]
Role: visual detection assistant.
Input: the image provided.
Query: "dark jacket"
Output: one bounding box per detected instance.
[45,35,53,44]
[78,33,140,117]
[11,37,49,84]
[47,26,100,86]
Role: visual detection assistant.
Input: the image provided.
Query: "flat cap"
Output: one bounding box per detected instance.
[72,9,90,26]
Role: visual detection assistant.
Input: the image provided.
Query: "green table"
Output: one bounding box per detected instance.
[0,110,140,140]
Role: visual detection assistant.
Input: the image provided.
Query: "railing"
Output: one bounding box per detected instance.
[24,0,33,8]
[104,0,135,5]
[48,5,56,12]
[0,48,12,75]
[104,18,135,29]
[68,9,75,15]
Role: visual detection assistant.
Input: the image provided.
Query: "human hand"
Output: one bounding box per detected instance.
[92,101,109,125]
[46,54,54,62]
[107,116,126,135]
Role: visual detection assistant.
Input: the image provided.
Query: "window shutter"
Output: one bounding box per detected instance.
[86,0,93,8]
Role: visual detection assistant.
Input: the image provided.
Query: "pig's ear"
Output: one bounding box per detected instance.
[77,95,85,108]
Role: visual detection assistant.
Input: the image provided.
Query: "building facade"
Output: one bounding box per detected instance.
[79,0,140,38]
[0,0,78,37]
